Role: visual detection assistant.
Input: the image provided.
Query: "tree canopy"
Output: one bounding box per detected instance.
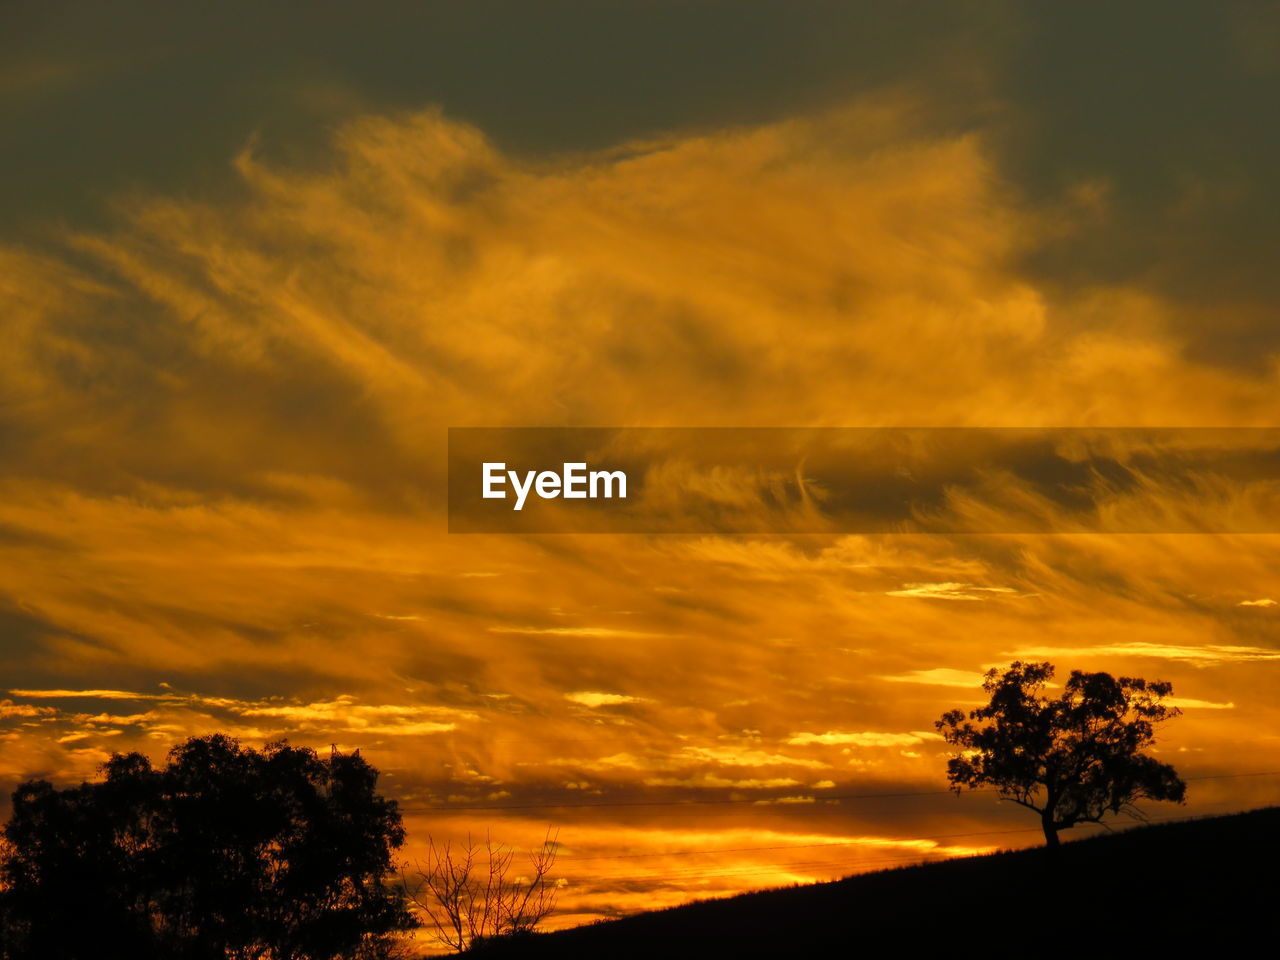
[936,661,1187,847]
[0,734,413,960]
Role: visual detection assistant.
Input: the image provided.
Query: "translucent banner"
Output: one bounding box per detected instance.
[447,427,1280,534]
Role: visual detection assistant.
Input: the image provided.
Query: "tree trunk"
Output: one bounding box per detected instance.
[1041,812,1060,849]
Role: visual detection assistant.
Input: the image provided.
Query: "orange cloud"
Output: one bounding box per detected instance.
[3,97,1280,926]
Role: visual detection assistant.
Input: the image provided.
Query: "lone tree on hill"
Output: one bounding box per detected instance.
[936,661,1187,848]
[0,734,414,960]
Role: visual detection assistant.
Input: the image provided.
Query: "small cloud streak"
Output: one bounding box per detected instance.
[10,689,165,700]
[490,627,669,638]
[880,668,989,688]
[1004,642,1280,666]
[886,583,1032,601]
[678,747,829,770]
[787,731,936,747]
[565,692,651,708]
[1166,697,1235,710]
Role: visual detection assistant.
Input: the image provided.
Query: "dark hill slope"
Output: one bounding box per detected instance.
[476,807,1280,957]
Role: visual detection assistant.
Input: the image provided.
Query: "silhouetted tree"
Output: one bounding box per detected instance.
[936,661,1186,847]
[0,735,414,959]
[401,831,559,952]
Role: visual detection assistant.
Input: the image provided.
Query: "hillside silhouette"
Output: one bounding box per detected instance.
[471,807,1280,957]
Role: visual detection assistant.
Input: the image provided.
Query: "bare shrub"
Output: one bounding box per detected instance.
[400,830,559,952]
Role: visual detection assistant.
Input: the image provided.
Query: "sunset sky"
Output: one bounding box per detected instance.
[4,0,1280,937]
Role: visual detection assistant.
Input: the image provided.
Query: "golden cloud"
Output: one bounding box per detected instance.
[2,96,1280,925]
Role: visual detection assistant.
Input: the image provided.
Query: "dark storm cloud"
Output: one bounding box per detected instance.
[998,1,1280,368]
[2,0,1000,230]
[9,2,1279,368]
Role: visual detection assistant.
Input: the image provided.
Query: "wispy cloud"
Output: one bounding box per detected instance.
[677,747,829,770]
[3,86,1280,927]
[1166,697,1235,710]
[886,583,1033,601]
[1004,642,1280,666]
[10,689,165,700]
[786,731,938,747]
[489,627,670,638]
[565,692,652,708]
[880,668,989,688]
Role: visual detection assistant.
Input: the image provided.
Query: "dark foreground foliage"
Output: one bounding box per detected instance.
[0,735,413,960]
[472,807,1280,958]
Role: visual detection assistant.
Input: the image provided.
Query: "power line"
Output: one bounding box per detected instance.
[560,825,1048,862]
[403,787,954,813]
[1185,770,1280,781]
[583,853,943,886]
[562,806,1245,866]
[402,785,1279,893]
[404,769,1280,814]
[560,808,1260,886]
[399,802,1274,897]
[398,772,1279,889]
[568,829,1101,885]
